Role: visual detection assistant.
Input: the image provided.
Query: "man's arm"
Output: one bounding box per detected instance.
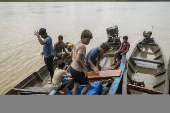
[121,47,129,55]
[88,58,99,74]
[34,31,46,45]
[88,58,97,70]
[76,53,88,77]
[96,54,102,67]
[41,52,44,57]
[62,71,71,77]
[118,43,122,51]
[63,43,67,56]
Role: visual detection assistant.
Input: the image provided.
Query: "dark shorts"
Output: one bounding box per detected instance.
[70,66,89,85]
[117,51,123,59]
[85,59,97,69]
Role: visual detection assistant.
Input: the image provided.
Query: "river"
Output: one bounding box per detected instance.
[0,2,170,94]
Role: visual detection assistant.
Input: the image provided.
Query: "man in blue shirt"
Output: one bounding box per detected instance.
[85,42,110,74]
[34,28,54,84]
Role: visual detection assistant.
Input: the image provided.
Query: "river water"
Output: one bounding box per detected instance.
[0,2,170,94]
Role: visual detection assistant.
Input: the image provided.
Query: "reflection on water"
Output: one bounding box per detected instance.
[137,46,155,59]
[0,2,170,94]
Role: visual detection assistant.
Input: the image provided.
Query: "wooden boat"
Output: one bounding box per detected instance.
[5,27,127,95]
[122,34,169,95]
[168,59,170,94]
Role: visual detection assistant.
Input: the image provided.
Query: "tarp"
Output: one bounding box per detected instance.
[67,81,103,95]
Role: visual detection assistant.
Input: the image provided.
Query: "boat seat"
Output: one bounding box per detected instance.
[139,42,158,46]
[102,53,114,58]
[131,57,164,65]
[132,78,145,87]
[127,84,163,94]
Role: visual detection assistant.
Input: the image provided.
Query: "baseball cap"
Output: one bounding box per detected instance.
[58,35,63,40]
[39,28,46,35]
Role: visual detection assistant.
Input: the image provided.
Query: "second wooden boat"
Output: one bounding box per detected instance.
[122,31,169,95]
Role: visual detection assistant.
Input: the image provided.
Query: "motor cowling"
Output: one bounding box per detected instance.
[143,31,153,43]
[65,42,74,52]
[106,25,120,42]
[106,26,119,37]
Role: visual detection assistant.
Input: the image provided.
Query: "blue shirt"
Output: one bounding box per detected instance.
[85,46,101,61]
[43,36,54,58]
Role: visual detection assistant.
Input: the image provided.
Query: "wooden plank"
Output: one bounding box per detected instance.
[107,42,120,45]
[26,87,53,92]
[139,42,158,46]
[12,88,51,94]
[154,54,162,60]
[153,80,165,88]
[19,92,49,95]
[68,69,121,80]
[108,54,126,95]
[155,69,166,76]
[127,84,163,94]
[34,72,43,82]
[102,53,114,57]
[131,57,164,64]
[154,48,160,54]
[122,69,127,95]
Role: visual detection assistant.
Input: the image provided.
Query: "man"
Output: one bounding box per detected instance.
[53,35,66,61]
[70,29,93,95]
[34,28,54,84]
[111,36,130,65]
[85,42,110,74]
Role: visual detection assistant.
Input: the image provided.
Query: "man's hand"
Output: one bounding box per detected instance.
[41,52,44,57]
[55,57,59,60]
[121,53,124,55]
[110,47,113,50]
[94,68,99,75]
[83,69,88,77]
[34,31,39,37]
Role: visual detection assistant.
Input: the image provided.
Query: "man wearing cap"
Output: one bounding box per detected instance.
[53,35,67,61]
[34,28,54,84]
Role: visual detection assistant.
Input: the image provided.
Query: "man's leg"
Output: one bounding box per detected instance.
[111,51,118,65]
[61,52,66,61]
[73,82,80,95]
[45,56,54,83]
[81,81,91,95]
[98,65,101,71]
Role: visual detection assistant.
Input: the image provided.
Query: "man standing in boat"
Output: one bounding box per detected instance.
[53,35,67,61]
[111,36,130,65]
[34,28,54,84]
[70,30,93,95]
[85,42,110,74]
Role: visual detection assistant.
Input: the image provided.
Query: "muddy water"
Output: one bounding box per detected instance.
[132,73,157,94]
[1,2,170,94]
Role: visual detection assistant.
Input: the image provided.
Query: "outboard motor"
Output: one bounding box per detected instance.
[106,25,119,42]
[65,42,74,52]
[143,31,153,43]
